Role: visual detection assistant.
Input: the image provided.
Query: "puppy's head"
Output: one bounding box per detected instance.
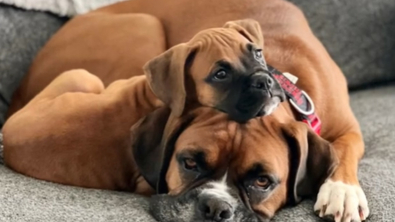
[131,108,338,221]
[144,19,285,123]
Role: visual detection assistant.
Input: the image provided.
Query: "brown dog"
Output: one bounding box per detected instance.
[3,0,369,221]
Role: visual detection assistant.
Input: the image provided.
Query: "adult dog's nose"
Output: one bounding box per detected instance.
[198,196,234,221]
[250,73,274,90]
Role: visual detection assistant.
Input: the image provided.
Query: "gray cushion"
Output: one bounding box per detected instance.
[288,0,395,89]
[0,5,66,127]
[1,85,395,222]
[0,167,155,222]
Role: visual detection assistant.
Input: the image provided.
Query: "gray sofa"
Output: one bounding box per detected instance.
[1,1,395,221]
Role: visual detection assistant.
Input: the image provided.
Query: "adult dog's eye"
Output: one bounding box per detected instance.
[214,70,228,80]
[183,158,198,171]
[255,176,271,190]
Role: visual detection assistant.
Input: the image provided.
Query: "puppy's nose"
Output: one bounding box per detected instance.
[199,197,233,221]
[250,74,274,90]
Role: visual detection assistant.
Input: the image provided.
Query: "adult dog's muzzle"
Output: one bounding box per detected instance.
[149,181,265,222]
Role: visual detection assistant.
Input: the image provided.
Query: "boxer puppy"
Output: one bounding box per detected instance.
[145,19,285,121]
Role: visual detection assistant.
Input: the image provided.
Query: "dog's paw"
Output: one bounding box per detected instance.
[314,179,369,222]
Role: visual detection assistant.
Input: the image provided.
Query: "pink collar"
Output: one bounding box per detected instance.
[268,65,321,135]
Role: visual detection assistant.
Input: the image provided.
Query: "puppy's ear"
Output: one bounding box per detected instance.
[224,19,264,47]
[143,44,197,117]
[130,107,194,193]
[282,122,339,204]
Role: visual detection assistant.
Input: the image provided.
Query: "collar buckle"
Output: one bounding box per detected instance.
[289,90,315,116]
[268,65,322,135]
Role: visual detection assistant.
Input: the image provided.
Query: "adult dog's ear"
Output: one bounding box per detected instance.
[131,107,194,193]
[223,19,264,48]
[282,122,339,204]
[144,44,197,117]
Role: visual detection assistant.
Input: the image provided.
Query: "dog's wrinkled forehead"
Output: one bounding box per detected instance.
[189,28,253,59]
[192,27,251,43]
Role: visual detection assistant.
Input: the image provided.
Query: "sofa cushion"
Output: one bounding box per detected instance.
[288,0,395,89]
[0,5,66,127]
[0,166,155,222]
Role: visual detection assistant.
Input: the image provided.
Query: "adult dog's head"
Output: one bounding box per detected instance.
[131,107,338,221]
[144,19,285,123]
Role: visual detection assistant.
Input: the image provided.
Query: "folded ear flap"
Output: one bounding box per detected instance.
[130,107,171,189]
[223,19,264,48]
[130,107,194,193]
[282,122,339,204]
[143,44,197,117]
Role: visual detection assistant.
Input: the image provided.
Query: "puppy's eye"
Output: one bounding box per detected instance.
[183,158,198,171]
[214,70,228,80]
[255,176,271,190]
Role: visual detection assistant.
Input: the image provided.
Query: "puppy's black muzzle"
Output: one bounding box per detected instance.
[227,71,284,122]
[212,64,285,123]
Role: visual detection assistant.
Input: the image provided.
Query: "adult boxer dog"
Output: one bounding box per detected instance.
[3,0,369,222]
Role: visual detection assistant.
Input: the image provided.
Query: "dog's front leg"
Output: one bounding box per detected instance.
[314,132,370,222]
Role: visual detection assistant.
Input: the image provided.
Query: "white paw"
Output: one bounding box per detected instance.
[314,179,369,222]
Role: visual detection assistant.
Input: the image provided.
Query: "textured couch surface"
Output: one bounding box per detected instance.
[1,1,395,221]
[288,0,395,89]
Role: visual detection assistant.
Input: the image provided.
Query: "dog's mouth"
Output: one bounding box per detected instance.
[255,95,282,117]
[236,92,282,118]
[256,109,265,117]
[215,85,284,123]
